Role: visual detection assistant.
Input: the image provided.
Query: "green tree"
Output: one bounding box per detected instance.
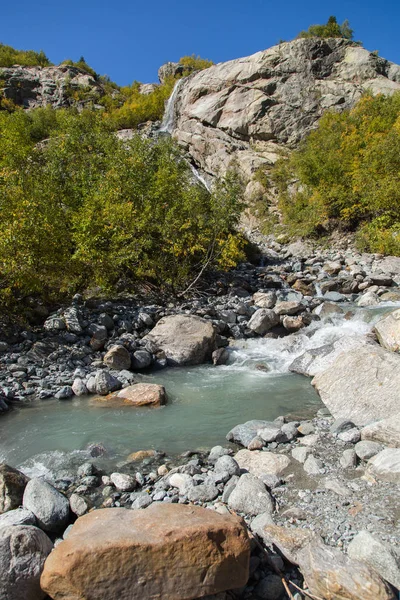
[298,16,354,40]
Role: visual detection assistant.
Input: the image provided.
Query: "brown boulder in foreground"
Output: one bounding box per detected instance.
[41,504,250,600]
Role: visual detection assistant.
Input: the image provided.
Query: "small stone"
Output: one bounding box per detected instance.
[300,434,320,447]
[255,574,285,600]
[338,428,361,443]
[132,495,153,509]
[228,473,274,516]
[0,507,36,528]
[214,456,240,477]
[303,455,324,475]
[110,473,136,492]
[355,440,382,461]
[187,484,219,503]
[258,425,281,443]
[208,446,231,463]
[330,418,356,435]
[292,446,312,464]
[103,345,131,370]
[323,478,350,496]
[297,422,315,436]
[69,494,89,517]
[340,448,357,469]
[55,386,74,400]
[132,350,152,370]
[72,378,88,396]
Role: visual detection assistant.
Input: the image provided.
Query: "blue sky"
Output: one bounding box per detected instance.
[2,0,399,86]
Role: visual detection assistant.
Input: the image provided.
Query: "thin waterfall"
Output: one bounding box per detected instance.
[189,163,211,192]
[159,78,186,134]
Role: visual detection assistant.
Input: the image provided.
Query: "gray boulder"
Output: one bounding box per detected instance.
[227,420,277,447]
[228,473,274,516]
[94,370,122,395]
[354,440,382,461]
[312,345,400,425]
[347,530,400,590]
[144,314,216,366]
[214,456,240,477]
[361,414,400,448]
[374,308,400,352]
[0,463,29,513]
[132,350,152,370]
[248,309,279,335]
[367,448,400,483]
[0,507,36,528]
[0,525,53,600]
[23,478,70,533]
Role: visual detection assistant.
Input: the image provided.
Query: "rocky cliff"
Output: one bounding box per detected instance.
[168,38,400,181]
[0,64,104,109]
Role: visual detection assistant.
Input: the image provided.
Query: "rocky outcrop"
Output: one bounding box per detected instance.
[169,38,400,180]
[312,345,400,425]
[144,314,216,366]
[40,504,250,600]
[0,64,104,109]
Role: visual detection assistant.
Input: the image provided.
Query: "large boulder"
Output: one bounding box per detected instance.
[0,463,29,513]
[312,345,400,425]
[374,309,400,352]
[290,336,373,378]
[0,525,53,600]
[95,383,167,407]
[144,314,216,366]
[247,309,279,335]
[23,478,70,533]
[367,448,400,483]
[347,530,400,590]
[40,504,250,600]
[361,413,400,448]
[297,540,396,600]
[234,449,291,478]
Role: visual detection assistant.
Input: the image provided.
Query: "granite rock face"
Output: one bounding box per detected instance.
[169,38,400,180]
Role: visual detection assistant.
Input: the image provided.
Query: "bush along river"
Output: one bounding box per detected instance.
[0,238,400,600]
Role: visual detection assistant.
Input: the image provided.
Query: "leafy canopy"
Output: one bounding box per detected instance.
[273,92,400,254]
[0,107,244,307]
[298,16,354,40]
[0,42,52,68]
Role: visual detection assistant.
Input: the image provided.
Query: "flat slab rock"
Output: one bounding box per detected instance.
[312,345,400,425]
[373,308,400,352]
[144,314,216,366]
[367,448,400,483]
[40,504,250,600]
[234,449,291,477]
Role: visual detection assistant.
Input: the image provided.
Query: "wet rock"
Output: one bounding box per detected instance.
[314,301,344,318]
[0,525,53,600]
[55,385,74,400]
[357,291,380,307]
[212,348,229,365]
[144,314,216,366]
[23,478,70,533]
[367,448,400,483]
[282,315,305,331]
[103,345,131,370]
[228,473,274,516]
[347,530,400,590]
[71,377,88,396]
[234,449,291,477]
[0,463,29,513]
[361,414,400,448]
[40,505,250,600]
[108,383,166,407]
[374,308,400,352]
[248,309,279,335]
[312,345,400,425]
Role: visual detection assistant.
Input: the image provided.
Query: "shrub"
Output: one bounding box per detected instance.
[0,109,244,307]
[298,16,354,40]
[273,92,400,254]
[0,43,52,67]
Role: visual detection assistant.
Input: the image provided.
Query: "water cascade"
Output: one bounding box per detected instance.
[159,77,187,134]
